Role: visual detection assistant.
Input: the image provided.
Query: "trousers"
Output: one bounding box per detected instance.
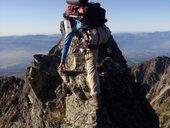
[84,26,111,96]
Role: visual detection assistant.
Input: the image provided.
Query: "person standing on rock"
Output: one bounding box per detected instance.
[59,0,111,106]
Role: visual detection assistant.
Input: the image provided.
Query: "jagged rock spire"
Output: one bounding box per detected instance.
[0,26,159,127]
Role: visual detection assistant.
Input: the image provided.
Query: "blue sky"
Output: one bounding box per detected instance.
[0,0,170,36]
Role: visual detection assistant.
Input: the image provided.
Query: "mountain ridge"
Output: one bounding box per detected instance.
[131,56,170,127]
[131,56,170,94]
[0,31,159,127]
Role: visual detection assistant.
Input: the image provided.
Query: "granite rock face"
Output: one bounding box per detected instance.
[0,33,159,127]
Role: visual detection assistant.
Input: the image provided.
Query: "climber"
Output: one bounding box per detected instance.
[59,0,111,107]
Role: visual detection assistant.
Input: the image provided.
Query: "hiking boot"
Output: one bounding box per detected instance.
[89,93,101,108]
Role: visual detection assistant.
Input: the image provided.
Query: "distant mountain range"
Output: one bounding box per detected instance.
[0,31,170,76]
[113,31,170,65]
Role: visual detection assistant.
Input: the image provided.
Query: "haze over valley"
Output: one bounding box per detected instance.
[114,31,170,65]
[0,35,60,76]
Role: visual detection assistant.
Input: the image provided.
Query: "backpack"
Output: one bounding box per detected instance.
[82,3,107,28]
[64,2,107,28]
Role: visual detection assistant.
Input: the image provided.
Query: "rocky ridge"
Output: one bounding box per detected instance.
[131,56,170,128]
[0,28,159,127]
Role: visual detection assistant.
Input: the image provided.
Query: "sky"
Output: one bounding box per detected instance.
[0,0,170,36]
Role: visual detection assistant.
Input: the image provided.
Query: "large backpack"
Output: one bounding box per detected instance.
[82,3,107,28]
[64,2,107,28]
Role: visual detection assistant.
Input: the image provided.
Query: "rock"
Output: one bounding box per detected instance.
[0,76,47,128]
[131,56,170,128]
[0,28,159,127]
[131,56,170,95]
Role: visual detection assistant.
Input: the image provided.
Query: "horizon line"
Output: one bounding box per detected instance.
[1,30,170,37]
